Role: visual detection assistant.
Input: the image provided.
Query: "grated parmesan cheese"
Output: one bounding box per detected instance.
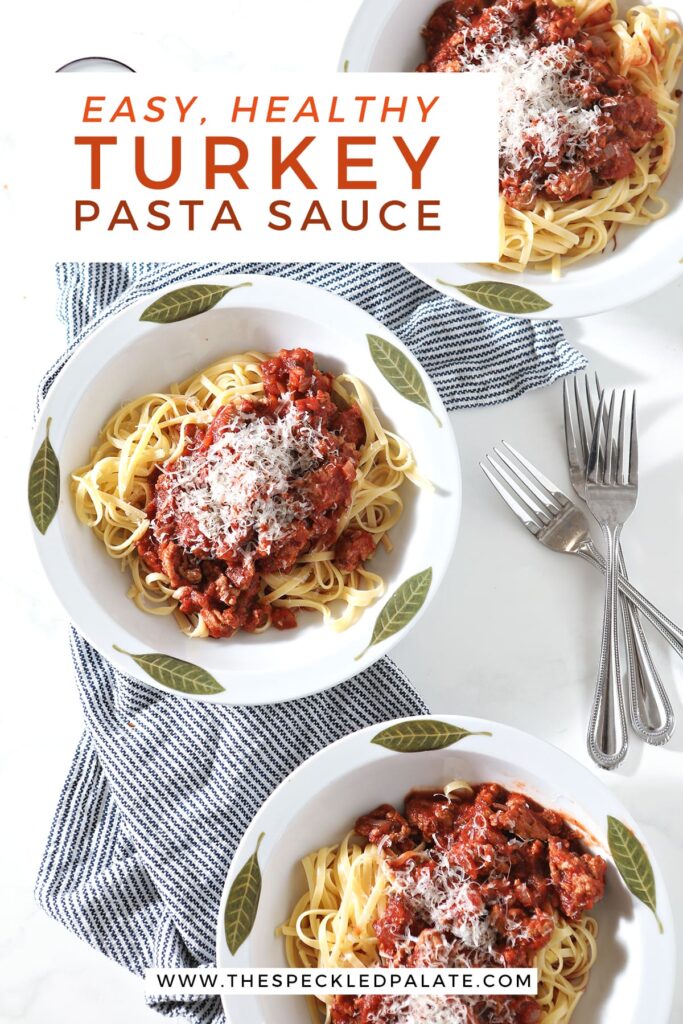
[370,994,473,1024]
[372,844,524,1024]
[458,22,602,168]
[382,848,497,963]
[369,992,518,1024]
[157,402,327,559]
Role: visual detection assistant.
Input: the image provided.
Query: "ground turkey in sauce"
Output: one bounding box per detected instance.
[332,783,606,1024]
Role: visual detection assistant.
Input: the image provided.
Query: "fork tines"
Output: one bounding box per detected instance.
[587,389,638,487]
[563,373,602,497]
[480,442,571,537]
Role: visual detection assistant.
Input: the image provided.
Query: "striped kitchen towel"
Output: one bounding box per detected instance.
[35,262,586,1024]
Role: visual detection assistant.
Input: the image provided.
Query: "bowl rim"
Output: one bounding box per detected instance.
[29,271,461,705]
[216,713,675,1022]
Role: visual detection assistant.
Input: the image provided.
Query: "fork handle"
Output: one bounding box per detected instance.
[588,524,629,770]
[579,543,683,659]
[618,547,675,745]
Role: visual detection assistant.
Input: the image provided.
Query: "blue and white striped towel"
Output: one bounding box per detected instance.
[35,262,586,1023]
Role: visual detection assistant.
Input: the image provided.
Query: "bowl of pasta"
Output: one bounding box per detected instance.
[28,274,459,704]
[217,715,674,1024]
[341,0,683,318]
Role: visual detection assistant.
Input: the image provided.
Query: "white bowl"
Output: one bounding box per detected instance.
[340,0,683,319]
[217,715,674,1024]
[29,274,460,704]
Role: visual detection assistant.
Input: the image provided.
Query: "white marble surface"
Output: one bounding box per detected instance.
[1,1,682,1021]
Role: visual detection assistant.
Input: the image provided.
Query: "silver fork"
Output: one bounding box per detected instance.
[480,447,683,685]
[564,376,674,746]
[582,391,637,769]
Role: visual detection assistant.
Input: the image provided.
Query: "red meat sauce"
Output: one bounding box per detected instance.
[331,783,606,1024]
[418,0,662,208]
[136,348,376,638]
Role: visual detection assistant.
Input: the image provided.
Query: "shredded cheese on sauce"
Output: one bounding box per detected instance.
[382,848,497,964]
[370,995,474,1024]
[159,403,327,558]
[370,991,518,1024]
[374,844,523,1023]
[371,992,518,1024]
[460,32,602,167]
